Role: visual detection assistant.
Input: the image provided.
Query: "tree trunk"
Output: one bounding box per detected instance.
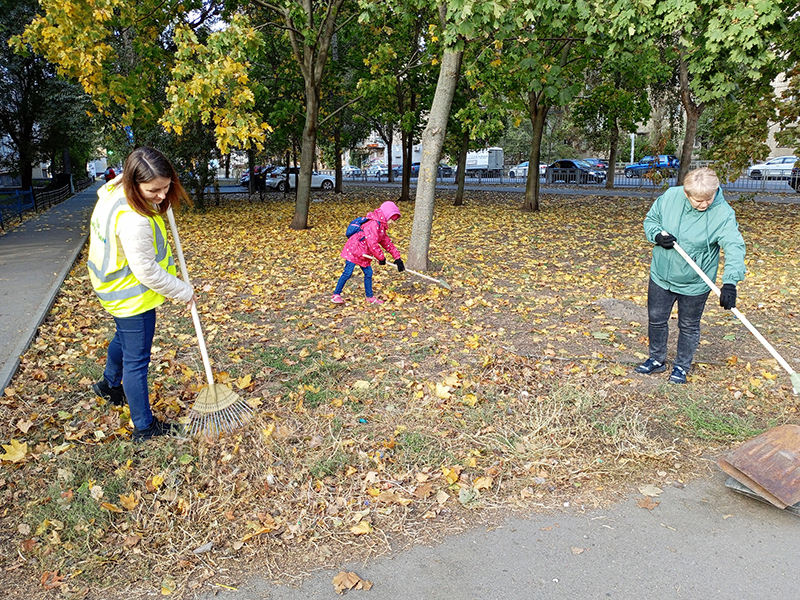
[453,129,469,206]
[398,130,412,202]
[677,52,704,185]
[247,150,255,196]
[605,119,619,190]
[224,154,230,179]
[291,82,319,229]
[334,124,343,193]
[523,94,548,212]
[407,48,462,271]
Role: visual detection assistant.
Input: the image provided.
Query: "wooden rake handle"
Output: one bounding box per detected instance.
[667,231,797,378]
[363,254,443,286]
[167,208,216,388]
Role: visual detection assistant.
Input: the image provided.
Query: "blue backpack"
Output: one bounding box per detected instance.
[345,216,370,238]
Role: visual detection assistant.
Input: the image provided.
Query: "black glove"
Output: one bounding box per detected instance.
[655,232,676,249]
[394,258,405,272]
[720,283,737,310]
[378,259,386,266]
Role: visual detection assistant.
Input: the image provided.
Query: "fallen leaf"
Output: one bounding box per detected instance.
[16,420,34,434]
[636,496,660,511]
[119,492,138,510]
[638,484,663,497]
[473,476,493,491]
[237,374,252,389]
[332,571,373,594]
[571,547,585,555]
[41,571,64,590]
[1,439,28,463]
[100,502,123,513]
[350,521,373,535]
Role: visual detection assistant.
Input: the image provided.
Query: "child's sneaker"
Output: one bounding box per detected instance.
[331,294,345,304]
[365,296,384,305]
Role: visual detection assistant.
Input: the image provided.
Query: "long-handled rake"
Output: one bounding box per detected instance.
[167,208,254,434]
[670,233,800,394]
[364,254,451,290]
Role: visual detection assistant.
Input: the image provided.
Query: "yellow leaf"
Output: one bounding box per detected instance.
[101,502,124,513]
[119,492,138,510]
[237,374,252,389]
[1,439,28,463]
[462,394,478,407]
[151,474,164,489]
[262,422,275,440]
[435,382,451,399]
[299,348,310,358]
[332,348,345,360]
[473,476,493,491]
[443,467,459,484]
[350,521,372,535]
[353,380,370,390]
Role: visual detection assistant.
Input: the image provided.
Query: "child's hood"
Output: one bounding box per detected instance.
[369,201,401,224]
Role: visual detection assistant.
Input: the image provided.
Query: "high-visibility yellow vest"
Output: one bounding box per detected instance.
[87,182,176,317]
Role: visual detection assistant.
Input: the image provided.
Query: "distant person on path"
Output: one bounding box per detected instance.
[88,147,194,442]
[636,167,746,384]
[103,167,116,182]
[332,201,404,305]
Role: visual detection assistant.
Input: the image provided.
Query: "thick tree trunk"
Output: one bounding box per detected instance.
[453,129,469,206]
[606,119,619,190]
[523,95,548,212]
[291,83,319,230]
[407,49,462,271]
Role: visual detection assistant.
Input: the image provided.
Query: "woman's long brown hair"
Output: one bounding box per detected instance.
[121,147,191,217]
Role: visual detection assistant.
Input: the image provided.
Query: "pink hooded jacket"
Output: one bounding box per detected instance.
[340,201,402,267]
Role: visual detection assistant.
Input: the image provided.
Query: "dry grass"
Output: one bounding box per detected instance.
[1,189,799,598]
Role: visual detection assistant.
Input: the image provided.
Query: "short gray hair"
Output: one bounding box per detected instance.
[683,167,719,200]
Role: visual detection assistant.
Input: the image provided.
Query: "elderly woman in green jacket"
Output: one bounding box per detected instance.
[636,167,746,384]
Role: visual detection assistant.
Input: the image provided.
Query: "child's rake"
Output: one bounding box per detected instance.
[364,254,452,290]
[167,208,254,435]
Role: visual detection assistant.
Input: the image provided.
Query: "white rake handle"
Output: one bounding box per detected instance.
[167,208,216,389]
[667,232,797,378]
[363,254,442,285]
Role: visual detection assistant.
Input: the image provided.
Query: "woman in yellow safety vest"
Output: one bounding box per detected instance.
[88,147,194,442]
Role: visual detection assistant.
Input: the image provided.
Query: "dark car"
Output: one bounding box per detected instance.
[545,159,606,184]
[410,162,453,177]
[583,158,609,170]
[790,165,800,191]
[624,155,679,178]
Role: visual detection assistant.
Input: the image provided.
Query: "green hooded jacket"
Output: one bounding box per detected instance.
[644,185,746,296]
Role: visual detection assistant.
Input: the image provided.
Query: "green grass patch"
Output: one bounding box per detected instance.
[678,400,763,442]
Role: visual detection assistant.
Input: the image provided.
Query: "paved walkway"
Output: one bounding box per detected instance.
[0,181,102,390]
[199,471,800,600]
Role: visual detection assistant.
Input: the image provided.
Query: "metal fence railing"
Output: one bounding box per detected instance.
[332,162,799,194]
[0,189,36,230]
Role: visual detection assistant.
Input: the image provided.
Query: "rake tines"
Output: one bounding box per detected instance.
[184,383,254,436]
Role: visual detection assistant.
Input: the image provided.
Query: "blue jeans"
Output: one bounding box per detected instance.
[334,261,374,297]
[647,278,710,372]
[104,309,156,430]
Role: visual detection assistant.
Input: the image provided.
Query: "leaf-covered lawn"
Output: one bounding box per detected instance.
[2,189,799,598]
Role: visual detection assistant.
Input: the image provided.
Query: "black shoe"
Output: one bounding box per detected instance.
[668,365,687,384]
[132,418,179,443]
[92,379,126,406]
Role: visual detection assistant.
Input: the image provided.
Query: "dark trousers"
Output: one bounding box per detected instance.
[334,261,374,297]
[647,278,710,371]
[104,309,157,430]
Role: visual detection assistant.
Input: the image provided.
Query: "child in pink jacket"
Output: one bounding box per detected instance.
[332,201,405,304]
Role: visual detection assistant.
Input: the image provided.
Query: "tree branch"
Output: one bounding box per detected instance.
[319,94,364,126]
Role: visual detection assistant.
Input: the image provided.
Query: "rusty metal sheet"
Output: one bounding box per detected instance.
[724,476,800,516]
[718,425,800,508]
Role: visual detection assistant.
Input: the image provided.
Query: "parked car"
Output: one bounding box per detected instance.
[509,162,528,178]
[539,163,548,176]
[747,156,797,180]
[624,155,679,178]
[409,162,454,177]
[265,166,335,191]
[790,165,800,191]
[366,164,389,178]
[545,159,606,184]
[342,165,362,177]
[584,158,609,170]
